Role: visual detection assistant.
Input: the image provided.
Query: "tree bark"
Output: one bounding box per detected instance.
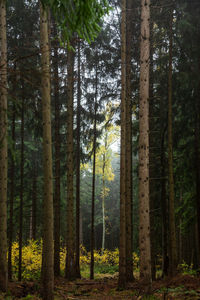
[40,2,54,299]
[31,162,37,241]
[195,109,200,267]
[65,45,76,280]
[102,173,105,252]
[0,0,8,291]
[125,0,134,282]
[53,21,61,277]
[75,39,81,278]
[90,63,98,280]
[118,0,127,288]
[160,127,168,277]
[178,189,183,265]
[168,9,177,277]
[149,20,156,281]
[18,79,25,282]
[80,210,83,245]
[101,135,107,254]
[194,59,200,267]
[139,0,152,292]
[8,71,16,281]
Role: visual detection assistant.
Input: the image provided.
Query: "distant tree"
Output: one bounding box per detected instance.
[118,0,127,288]
[149,2,169,277]
[0,0,8,292]
[18,79,25,282]
[30,155,37,241]
[167,7,177,277]
[80,21,120,254]
[75,39,81,279]
[90,58,98,280]
[8,66,16,281]
[52,20,61,277]
[125,0,134,283]
[65,45,76,280]
[95,107,118,252]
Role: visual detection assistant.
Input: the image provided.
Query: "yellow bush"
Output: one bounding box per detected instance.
[133,252,139,270]
[11,240,42,280]
[60,246,66,273]
[10,241,139,280]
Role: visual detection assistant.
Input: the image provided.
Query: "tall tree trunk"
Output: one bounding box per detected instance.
[90,65,98,280]
[40,3,54,299]
[139,0,152,292]
[194,222,199,269]
[178,189,183,265]
[80,210,83,245]
[125,0,134,283]
[168,9,177,277]
[31,162,37,240]
[65,46,76,280]
[75,39,81,278]
[194,60,200,267]
[18,80,25,282]
[8,75,16,281]
[30,208,33,240]
[101,134,107,254]
[0,0,8,291]
[102,171,105,253]
[149,20,156,281]
[53,21,61,277]
[118,0,127,288]
[195,110,200,267]
[160,127,168,277]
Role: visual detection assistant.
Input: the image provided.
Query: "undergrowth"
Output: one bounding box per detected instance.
[11,240,198,281]
[11,240,139,280]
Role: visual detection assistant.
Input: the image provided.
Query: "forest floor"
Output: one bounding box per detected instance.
[1,273,200,299]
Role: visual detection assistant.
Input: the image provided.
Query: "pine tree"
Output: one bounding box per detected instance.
[65,45,76,280]
[168,7,177,276]
[0,0,8,291]
[18,79,25,281]
[125,0,134,282]
[8,68,16,280]
[139,0,152,292]
[75,39,81,279]
[90,57,98,280]
[52,20,61,277]
[40,2,54,299]
[118,0,127,288]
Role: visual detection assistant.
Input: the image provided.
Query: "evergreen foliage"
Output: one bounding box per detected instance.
[41,0,111,44]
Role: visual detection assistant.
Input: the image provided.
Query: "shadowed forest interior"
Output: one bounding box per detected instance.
[0,0,200,299]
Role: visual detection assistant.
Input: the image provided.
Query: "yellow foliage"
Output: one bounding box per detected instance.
[11,240,42,280]
[60,246,66,273]
[10,241,139,280]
